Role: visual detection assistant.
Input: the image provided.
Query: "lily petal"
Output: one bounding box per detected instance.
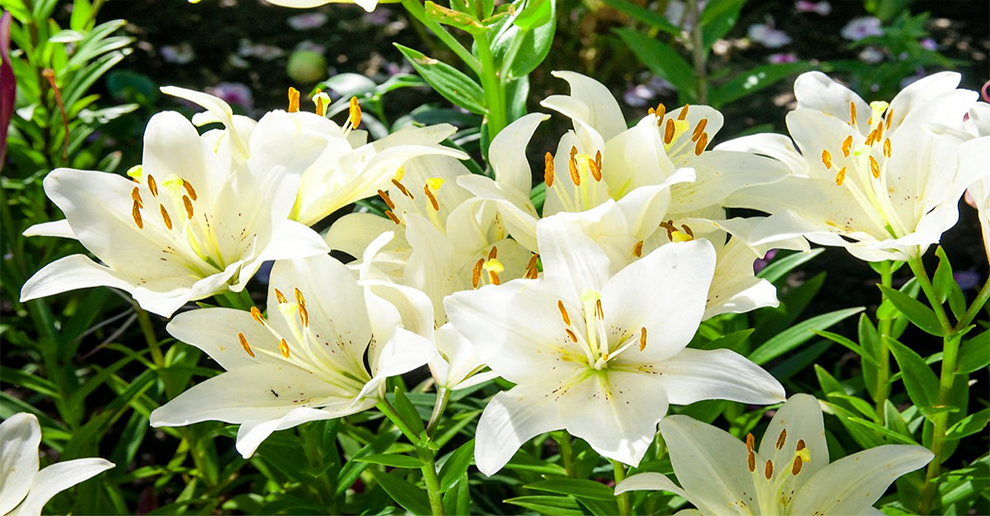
[7,458,114,516]
[475,385,565,476]
[0,413,41,515]
[650,348,785,405]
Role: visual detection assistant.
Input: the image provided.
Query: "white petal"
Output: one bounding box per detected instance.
[22,220,74,239]
[7,458,114,516]
[758,393,829,481]
[659,414,757,516]
[325,212,401,261]
[603,240,714,363]
[548,71,626,142]
[235,407,342,458]
[715,133,809,178]
[537,213,611,303]
[20,255,133,304]
[602,117,673,199]
[0,414,41,515]
[791,445,934,516]
[670,149,790,213]
[456,174,539,252]
[142,111,221,203]
[475,385,564,476]
[257,220,330,263]
[652,348,785,406]
[614,472,687,498]
[704,237,779,319]
[490,113,548,196]
[166,308,280,371]
[793,72,870,128]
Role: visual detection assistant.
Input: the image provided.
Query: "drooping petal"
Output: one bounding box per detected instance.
[704,237,780,319]
[546,71,627,142]
[614,472,688,498]
[793,72,871,128]
[20,255,137,305]
[649,348,785,406]
[22,220,74,239]
[474,385,565,476]
[790,445,934,516]
[457,174,540,251]
[7,458,114,516]
[235,407,343,458]
[490,113,548,196]
[0,414,41,515]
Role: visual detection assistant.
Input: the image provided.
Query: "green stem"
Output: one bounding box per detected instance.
[907,258,953,333]
[957,278,990,329]
[611,459,631,516]
[135,307,165,368]
[686,0,708,104]
[376,399,422,446]
[426,387,450,437]
[554,431,576,478]
[874,260,895,422]
[399,0,482,74]
[418,446,446,516]
[473,31,507,141]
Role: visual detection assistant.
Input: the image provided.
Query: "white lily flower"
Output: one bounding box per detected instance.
[722,71,990,262]
[616,394,934,516]
[445,215,785,475]
[20,88,330,318]
[264,0,379,13]
[0,413,114,516]
[963,102,990,262]
[149,248,435,458]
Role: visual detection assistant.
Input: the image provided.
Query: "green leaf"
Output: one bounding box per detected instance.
[878,285,944,336]
[749,307,864,365]
[812,329,880,368]
[491,0,556,80]
[711,62,812,107]
[525,478,617,501]
[425,1,487,34]
[368,469,432,516]
[598,0,680,35]
[355,453,424,469]
[438,440,474,492]
[956,330,989,375]
[512,0,552,30]
[859,314,881,398]
[700,0,746,50]
[394,44,487,115]
[822,400,885,449]
[757,248,824,283]
[443,472,472,515]
[946,408,989,441]
[886,337,941,417]
[614,28,696,101]
[695,328,753,352]
[392,387,426,436]
[844,416,919,445]
[932,246,954,304]
[505,495,584,516]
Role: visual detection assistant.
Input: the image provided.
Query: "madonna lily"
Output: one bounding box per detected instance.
[722,71,990,262]
[20,88,330,318]
[149,250,435,457]
[963,102,990,261]
[444,215,785,475]
[264,0,379,13]
[616,394,934,516]
[0,413,114,516]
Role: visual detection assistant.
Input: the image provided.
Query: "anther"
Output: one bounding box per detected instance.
[159,204,173,230]
[633,241,644,257]
[835,166,846,186]
[287,87,300,113]
[132,201,143,229]
[424,184,440,211]
[746,433,756,472]
[544,152,555,187]
[348,96,362,128]
[842,135,853,157]
[568,153,581,186]
[377,189,396,209]
[682,224,694,238]
[776,429,787,450]
[147,174,158,197]
[677,104,690,120]
[883,138,891,158]
[488,246,498,260]
[796,439,806,451]
[385,210,401,225]
[526,253,539,273]
[849,102,857,126]
[869,155,880,178]
[279,338,291,358]
[183,195,194,219]
[238,332,255,358]
[182,179,198,201]
[765,460,774,480]
[251,306,265,324]
[875,120,884,141]
[691,118,708,141]
[865,128,877,146]
[299,304,309,327]
[294,288,306,307]
[791,455,803,475]
[595,150,602,171]
[588,157,602,181]
[664,118,675,144]
[660,220,675,240]
[654,102,666,121]
[565,328,578,342]
[488,270,501,285]
[131,187,143,208]
[314,91,329,117]
[274,288,288,304]
[885,109,893,130]
[694,133,708,156]
[472,258,484,289]
[595,298,604,319]
[639,327,647,351]
[821,149,832,169]
[558,300,572,326]
[391,178,413,199]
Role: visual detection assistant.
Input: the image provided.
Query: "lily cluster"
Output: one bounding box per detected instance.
[14,67,988,515]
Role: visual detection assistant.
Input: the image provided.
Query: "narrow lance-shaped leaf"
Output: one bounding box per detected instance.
[395,43,487,115]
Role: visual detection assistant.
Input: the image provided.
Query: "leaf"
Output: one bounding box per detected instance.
[844,416,919,445]
[392,387,426,436]
[711,62,812,107]
[757,248,824,283]
[614,28,696,100]
[812,329,880,368]
[598,0,680,34]
[945,408,989,441]
[425,1,486,34]
[369,469,432,516]
[886,336,941,418]
[932,246,954,304]
[749,307,864,365]
[700,0,746,50]
[335,430,402,495]
[859,313,881,398]
[443,472,471,515]
[395,44,487,115]
[490,0,556,80]
[956,330,989,375]
[695,328,753,352]
[438,440,474,492]
[505,495,585,516]
[878,285,944,336]
[355,453,424,469]
[525,478,617,500]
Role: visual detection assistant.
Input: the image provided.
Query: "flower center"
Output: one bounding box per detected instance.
[554,291,647,371]
[745,431,813,515]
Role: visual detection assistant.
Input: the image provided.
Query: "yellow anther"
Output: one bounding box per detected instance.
[869,155,880,178]
[159,204,173,230]
[791,455,804,475]
[287,87,300,113]
[691,118,708,141]
[654,102,666,121]
[274,288,288,304]
[299,304,309,327]
[238,332,255,358]
[385,210,401,225]
[588,157,602,181]
[664,118,676,144]
[423,184,440,211]
[633,241,644,257]
[595,298,604,319]
[131,186,143,208]
[526,253,539,275]
[378,189,396,209]
[883,138,891,158]
[544,152,555,187]
[483,258,504,285]
[565,328,578,342]
[472,258,484,288]
[875,119,884,142]
[865,128,878,146]
[487,246,498,260]
[776,429,787,450]
[181,179,198,201]
[294,287,306,307]
[182,195,194,219]
[677,104,690,120]
[127,165,143,182]
[568,153,581,186]
[694,132,708,156]
[885,108,893,130]
[348,96,362,128]
[557,300,572,326]
[842,135,853,157]
[132,201,143,229]
[765,460,774,480]
[279,338,291,358]
[147,174,158,197]
[849,101,858,126]
[639,327,647,351]
[746,433,756,472]
[595,150,602,171]
[426,177,445,191]
[835,166,847,186]
[251,306,265,324]
[391,178,413,199]
[821,149,832,169]
[313,91,331,117]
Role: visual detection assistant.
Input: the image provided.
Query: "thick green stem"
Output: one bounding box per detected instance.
[377,399,422,445]
[874,261,895,421]
[611,459,631,516]
[473,31,507,141]
[426,387,450,437]
[686,0,708,104]
[418,446,446,516]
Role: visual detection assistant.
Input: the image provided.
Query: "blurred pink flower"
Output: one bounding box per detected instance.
[919,38,938,51]
[287,12,328,30]
[748,21,792,48]
[205,82,254,111]
[841,17,883,41]
[795,1,830,15]
[238,40,285,60]
[858,46,885,64]
[768,52,799,64]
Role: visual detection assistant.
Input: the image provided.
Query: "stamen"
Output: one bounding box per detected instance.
[677,104,690,120]
[765,460,774,480]
[314,90,330,117]
[391,178,413,199]
[654,102,666,121]
[639,327,647,351]
[377,189,396,210]
[424,184,440,211]
[299,304,309,327]
[869,155,880,178]
[557,300,572,326]
[694,133,708,156]
[488,246,498,260]
[595,298,604,319]
[565,328,578,342]
[287,87,300,113]
[131,201,143,229]
[883,138,891,158]
[835,166,846,186]
[746,433,756,472]
[865,128,877,146]
[274,288,288,304]
[294,288,306,307]
[885,108,893,130]
[526,253,539,272]
[544,152,555,187]
[483,258,504,285]
[385,210,401,225]
[147,174,158,197]
[595,150,603,171]
[681,225,694,238]
[238,332,255,358]
[182,179,198,201]
[279,338,291,358]
[849,102,857,125]
[791,455,804,475]
[159,204,173,230]
[588,157,602,181]
[842,135,853,157]
[489,271,500,285]
[183,195,194,219]
[660,220,675,240]
[568,152,581,186]
[691,118,708,141]
[775,429,787,450]
[472,258,484,288]
[348,96,362,128]
[127,165,143,182]
[796,439,806,451]
[130,187,143,208]
[633,241,643,257]
[664,118,676,144]
[821,149,832,169]
[251,306,265,324]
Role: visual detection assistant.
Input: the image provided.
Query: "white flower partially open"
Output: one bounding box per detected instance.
[445,215,785,475]
[963,102,990,262]
[149,251,435,457]
[20,88,330,317]
[0,413,114,516]
[616,394,934,516]
[722,71,990,262]
[264,0,379,13]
